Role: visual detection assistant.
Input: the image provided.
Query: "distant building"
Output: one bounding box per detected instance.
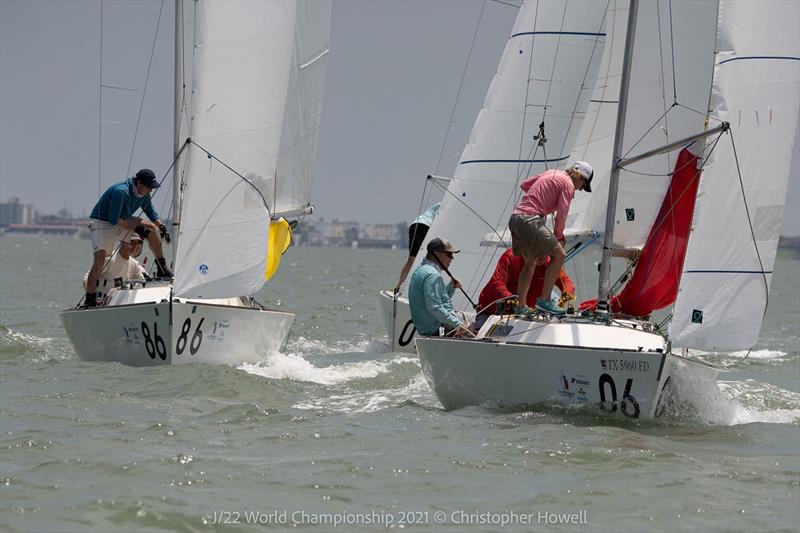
[358,223,403,248]
[291,219,406,248]
[0,198,35,227]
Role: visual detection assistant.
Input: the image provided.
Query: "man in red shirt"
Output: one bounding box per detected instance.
[477,249,575,323]
[509,161,592,315]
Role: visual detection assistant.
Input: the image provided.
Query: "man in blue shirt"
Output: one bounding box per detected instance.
[84,169,171,307]
[408,238,469,337]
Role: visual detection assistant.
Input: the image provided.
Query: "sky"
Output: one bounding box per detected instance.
[1,0,799,235]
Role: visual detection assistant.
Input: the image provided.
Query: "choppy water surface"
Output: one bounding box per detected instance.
[1,236,798,532]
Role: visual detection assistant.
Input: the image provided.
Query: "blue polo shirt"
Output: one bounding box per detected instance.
[90,178,160,225]
[408,259,462,336]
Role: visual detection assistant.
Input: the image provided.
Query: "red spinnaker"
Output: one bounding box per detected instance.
[581,147,701,316]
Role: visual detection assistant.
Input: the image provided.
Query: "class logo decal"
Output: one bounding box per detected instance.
[199,264,209,275]
[558,373,590,402]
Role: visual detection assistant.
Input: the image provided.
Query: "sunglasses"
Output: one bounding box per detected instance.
[442,251,454,259]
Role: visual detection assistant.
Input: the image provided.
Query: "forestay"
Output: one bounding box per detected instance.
[670,0,800,351]
[174,1,301,298]
[408,0,608,309]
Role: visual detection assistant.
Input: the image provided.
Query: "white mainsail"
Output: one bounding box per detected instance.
[670,0,800,351]
[174,0,329,298]
[407,0,609,308]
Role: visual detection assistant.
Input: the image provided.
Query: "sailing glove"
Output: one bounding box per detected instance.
[134,225,151,239]
[159,224,171,244]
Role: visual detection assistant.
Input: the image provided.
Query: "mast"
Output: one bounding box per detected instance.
[172,0,183,256]
[597,0,639,308]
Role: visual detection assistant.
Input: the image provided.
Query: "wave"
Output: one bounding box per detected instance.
[293,374,433,413]
[0,326,70,361]
[238,336,416,386]
[659,364,800,426]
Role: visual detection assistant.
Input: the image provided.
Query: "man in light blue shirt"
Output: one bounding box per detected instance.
[408,238,469,337]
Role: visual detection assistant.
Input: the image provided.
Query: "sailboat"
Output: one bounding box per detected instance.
[380,0,611,351]
[61,0,331,366]
[413,0,799,417]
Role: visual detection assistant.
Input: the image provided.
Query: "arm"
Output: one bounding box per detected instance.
[555,267,575,295]
[520,174,538,193]
[424,274,463,329]
[142,197,161,223]
[553,188,572,240]
[489,254,514,298]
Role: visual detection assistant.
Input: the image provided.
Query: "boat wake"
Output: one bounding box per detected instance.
[658,361,799,426]
[238,336,415,386]
[0,326,70,361]
[293,374,433,413]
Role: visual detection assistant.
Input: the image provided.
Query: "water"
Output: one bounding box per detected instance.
[1,235,798,532]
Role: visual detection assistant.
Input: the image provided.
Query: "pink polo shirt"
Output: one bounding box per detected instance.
[512,169,575,240]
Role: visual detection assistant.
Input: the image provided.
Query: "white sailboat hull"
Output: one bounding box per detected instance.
[415,316,717,418]
[378,289,415,353]
[61,286,294,367]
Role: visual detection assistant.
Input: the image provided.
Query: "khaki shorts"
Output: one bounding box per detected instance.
[90,219,135,253]
[508,213,558,258]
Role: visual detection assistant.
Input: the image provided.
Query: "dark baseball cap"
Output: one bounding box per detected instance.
[427,237,460,255]
[134,168,160,189]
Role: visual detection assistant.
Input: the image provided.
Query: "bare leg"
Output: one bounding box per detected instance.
[146,230,164,259]
[86,250,107,295]
[539,243,566,300]
[516,257,538,309]
[395,256,416,290]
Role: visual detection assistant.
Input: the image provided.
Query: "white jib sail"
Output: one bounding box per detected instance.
[273,0,331,218]
[670,0,800,351]
[174,0,297,298]
[407,0,608,308]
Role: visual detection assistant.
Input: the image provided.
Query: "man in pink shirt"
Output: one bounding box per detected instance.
[509,161,593,315]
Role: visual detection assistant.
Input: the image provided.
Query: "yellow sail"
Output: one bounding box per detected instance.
[265,218,292,281]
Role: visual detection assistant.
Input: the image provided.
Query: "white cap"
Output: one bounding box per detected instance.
[570,161,593,192]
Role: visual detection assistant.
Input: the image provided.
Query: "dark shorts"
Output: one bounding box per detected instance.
[509,213,558,258]
[408,223,429,257]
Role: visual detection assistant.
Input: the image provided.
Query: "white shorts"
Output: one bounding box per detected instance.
[89,219,135,253]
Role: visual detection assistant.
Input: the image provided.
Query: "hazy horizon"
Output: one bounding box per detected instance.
[2,0,798,235]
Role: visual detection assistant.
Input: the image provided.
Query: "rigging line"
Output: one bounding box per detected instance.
[126,0,165,176]
[725,127,769,368]
[428,176,506,248]
[189,140,271,213]
[667,0,678,103]
[655,0,672,165]
[515,0,541,182]
[484,0,522,9]
[98,0,103,197]
[556,0,611,161]
[620,103,676,160]
[576,0,619,162]
[540,0,570,124]
[434,0,486,175]
[675,101,722,123]
[489,0,522,8]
